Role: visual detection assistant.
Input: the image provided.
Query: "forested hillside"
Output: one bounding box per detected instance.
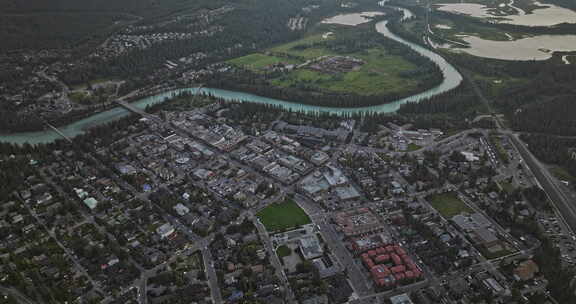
[520,134,576,182]
[512,96,576,136]
[0,0,222,15]
[0,0,325,52]
[0,0,231,51]
[495,65,576,135]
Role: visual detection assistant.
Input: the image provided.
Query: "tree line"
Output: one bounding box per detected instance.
[520,134,576,185]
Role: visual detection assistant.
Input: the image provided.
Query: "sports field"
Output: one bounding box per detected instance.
[427,192,472,218]
[256,200,311,232]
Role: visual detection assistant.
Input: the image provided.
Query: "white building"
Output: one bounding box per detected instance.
[83,197,98,210]
[173,203,190,216]
[156,223,175,239]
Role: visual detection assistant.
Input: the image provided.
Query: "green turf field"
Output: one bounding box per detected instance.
[256,200,311,232]
[427,192,473,218]
[276,245,292,258]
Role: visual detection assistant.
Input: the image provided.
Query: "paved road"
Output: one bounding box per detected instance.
[509,134,576,235]
[201,243,224,304]
[253,217,296,303]
[463,68,576,237]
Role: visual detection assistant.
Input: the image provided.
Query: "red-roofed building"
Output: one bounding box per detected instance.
[391,265,406,274]
[370,265,390,280]
[395,246,407,255]
[364,257,375,268]
[375,254,390,264]
[334,208,384,237]
[391,253,402,266]
[401,254,412,264]
[405,270,415,279]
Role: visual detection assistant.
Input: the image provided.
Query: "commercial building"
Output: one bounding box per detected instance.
[389,293,414,304]
[334,208,384,237]
[156,223,176,239]
[83,197,98,210]
[299,235,324,260]
[173,203,190,216]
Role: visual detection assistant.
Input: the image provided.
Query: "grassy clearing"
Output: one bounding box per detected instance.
[68,91,97,104]
[256,200,311,232]
[276,245,292,258]
[427,192,473,218]
[153,95,215,112]
[551,167,576,183]
[269,34,333,58]
[471,73,530,98]
[71,77,118,90]
[228,27,422,96]
[228,53,298,72]
[406,143,422,152]
[499,181,515,194]
[479,247,516,260]
[489,135,510,164]
[270,48,419,95]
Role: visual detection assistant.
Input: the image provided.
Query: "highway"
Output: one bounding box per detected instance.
[462,67,576,237]
[508,134,576,234]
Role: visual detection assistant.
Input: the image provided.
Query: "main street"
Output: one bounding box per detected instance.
[294,195,373,298]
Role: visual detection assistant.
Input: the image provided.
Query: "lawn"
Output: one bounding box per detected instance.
[276,245,292,258]
[228,53,298,72]
[499,181,515,194]
[406,143,422,152]
[427,192,473,218]
[479,247,516,260]
[68,91,93,104]
[256,200,311,232]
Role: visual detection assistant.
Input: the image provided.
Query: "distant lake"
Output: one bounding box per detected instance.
[321,12,385,26]
[437,1,576,27]
[455,34,576,60]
